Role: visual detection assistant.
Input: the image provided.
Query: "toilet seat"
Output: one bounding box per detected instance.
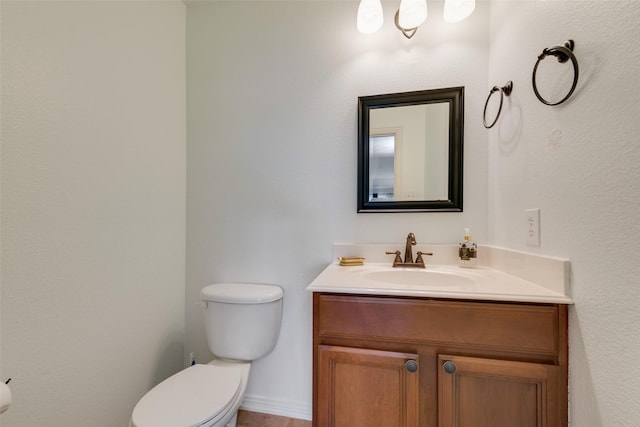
[131,364,242,427]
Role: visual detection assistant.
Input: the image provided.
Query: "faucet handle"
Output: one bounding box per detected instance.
[385,251,402,267]
[415,251,433,266]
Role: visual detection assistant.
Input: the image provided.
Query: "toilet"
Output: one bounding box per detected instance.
[130,283,284,427]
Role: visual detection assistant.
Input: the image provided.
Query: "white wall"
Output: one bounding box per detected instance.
[5,1,636,425]
[187,0,489,418]
[1,1,186,425]
[488,1,640,425]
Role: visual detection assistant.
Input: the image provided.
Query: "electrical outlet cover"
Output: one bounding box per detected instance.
[526,208,541,246]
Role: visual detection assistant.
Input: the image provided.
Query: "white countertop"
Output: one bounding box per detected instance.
[306,244,573,304]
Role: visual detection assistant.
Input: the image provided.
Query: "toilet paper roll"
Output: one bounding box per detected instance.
[0,381,11,414]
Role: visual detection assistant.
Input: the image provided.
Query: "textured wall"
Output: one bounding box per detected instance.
[1,1,186,425]
[186,1,489,418]
[488,1,640,425]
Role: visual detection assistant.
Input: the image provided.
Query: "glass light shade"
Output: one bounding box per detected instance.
[398,0,427,29]
[357,0,384,34]
[443,0,476,23]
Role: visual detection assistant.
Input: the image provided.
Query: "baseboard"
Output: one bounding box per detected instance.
[240,394,312,421]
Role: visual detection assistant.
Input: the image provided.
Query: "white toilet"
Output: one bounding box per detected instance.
[130,283,284,427]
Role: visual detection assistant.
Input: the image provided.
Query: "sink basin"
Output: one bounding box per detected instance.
[364,267,480,288]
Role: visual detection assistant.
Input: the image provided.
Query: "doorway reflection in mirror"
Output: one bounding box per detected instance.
[369,103,449,202]
[369,133,396,201]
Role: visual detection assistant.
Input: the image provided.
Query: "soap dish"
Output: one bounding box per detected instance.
[338,257,365,266]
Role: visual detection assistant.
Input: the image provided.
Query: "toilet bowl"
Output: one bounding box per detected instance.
[130,360,250,427]
[130,283,283,427]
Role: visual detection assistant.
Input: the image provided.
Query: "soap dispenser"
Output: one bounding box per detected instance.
[458,228,477,268]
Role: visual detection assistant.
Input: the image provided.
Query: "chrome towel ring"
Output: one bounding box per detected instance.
[532,40,579,106]
[483,81,513,129]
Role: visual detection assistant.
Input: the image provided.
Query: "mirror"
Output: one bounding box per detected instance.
[357,87,464,212]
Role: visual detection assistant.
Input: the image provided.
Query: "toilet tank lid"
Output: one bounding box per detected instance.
[200,283,283,304]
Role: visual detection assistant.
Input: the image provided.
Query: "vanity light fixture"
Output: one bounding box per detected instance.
[357,0,475,39]
[443,0,476,23]
[397,0,428,32]
[357,0,384,34]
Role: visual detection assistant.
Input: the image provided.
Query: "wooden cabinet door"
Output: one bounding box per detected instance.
[317,345,419,427]
[438,355,563,427]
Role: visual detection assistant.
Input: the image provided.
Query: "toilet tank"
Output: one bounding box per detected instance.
[200,283,283,362]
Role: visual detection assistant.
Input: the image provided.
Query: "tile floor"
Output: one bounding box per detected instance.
[236,410,311,427]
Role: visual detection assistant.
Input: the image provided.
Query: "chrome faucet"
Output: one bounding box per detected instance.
[386,233,433,268]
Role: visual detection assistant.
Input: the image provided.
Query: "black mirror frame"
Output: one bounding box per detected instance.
[357,86,464,212]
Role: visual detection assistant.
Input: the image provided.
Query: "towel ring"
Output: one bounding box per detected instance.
[483,81,513,129]
[532,40,579,106]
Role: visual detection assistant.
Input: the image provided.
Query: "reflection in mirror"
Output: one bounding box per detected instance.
[358,87,464,212]
[369,133,396,200]
[370,103,449,202]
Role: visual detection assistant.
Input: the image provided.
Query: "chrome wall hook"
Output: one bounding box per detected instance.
[483,81,513,129]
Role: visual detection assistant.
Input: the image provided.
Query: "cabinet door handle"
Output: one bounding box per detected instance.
[405,360,418,372]
[443,361,457,374]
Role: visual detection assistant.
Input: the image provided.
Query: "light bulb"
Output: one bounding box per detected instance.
[443,0,476,23]
[357,0,384,34]
[398,0,427,29]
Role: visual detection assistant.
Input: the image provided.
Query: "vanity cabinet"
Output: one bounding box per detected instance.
[317,345,419,426]
[312,293,568,427]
